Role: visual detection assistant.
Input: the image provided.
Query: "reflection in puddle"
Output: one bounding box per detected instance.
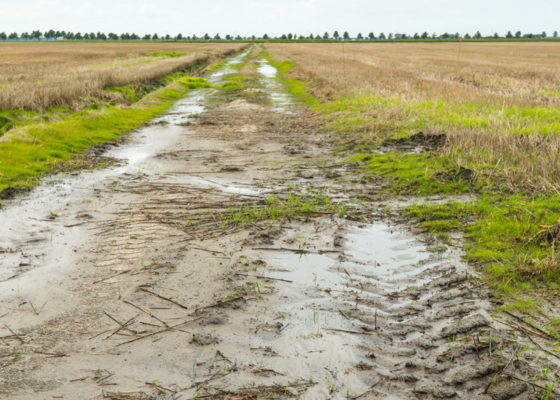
[257,60,293,112]
[268,224,438,293]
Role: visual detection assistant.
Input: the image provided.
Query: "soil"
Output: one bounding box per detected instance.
[0,48,554,400]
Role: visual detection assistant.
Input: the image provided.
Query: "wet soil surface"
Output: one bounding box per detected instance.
[0,49,554,400]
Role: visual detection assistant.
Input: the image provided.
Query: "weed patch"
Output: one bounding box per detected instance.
[223,191,346,226]
[177,77,214,89]
[144,51,186,58]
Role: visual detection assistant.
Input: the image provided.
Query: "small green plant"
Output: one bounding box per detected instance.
[9,353,22,365]
[542,382,555,400]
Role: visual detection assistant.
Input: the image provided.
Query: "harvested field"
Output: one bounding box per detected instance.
[0,42,247,111]
[267,42,560,106]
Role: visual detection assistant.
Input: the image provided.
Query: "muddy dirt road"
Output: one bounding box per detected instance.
[0,49,549,400]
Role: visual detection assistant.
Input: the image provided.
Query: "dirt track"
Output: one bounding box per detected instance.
[0,49,551,400]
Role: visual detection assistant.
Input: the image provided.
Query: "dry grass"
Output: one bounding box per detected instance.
[267,43,560,193]
[268,42,560,106]
[0,42,247,111]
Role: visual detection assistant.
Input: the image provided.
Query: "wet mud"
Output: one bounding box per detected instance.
[0,49,554,400]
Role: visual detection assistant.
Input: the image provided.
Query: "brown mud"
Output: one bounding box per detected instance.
[0,48,556,400]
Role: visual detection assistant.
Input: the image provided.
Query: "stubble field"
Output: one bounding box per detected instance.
[0,42,246,111]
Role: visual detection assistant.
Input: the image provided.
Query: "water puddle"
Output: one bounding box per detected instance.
[257,59,293,112]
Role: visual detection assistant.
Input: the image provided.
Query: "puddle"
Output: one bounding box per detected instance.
[257,59,294,112]
[267,224,442,293]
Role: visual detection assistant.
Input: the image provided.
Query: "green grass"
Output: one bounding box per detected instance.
[144,51,185,58]
[406,194,560,294]
[0,87,186,191]
[105,86,140,103]
[177,77,214,89]
[320,96,560,137]
[351,152,472,196]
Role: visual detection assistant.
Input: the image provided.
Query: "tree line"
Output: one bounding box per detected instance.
[0,30,558,41]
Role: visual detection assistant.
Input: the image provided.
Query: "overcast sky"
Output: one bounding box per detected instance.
[3,0,559,37]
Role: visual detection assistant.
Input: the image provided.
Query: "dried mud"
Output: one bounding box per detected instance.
[0,49,556,400]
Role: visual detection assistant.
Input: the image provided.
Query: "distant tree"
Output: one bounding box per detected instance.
[131,34,139,40]
[431,33,437,39]
[203,33,209,40]
[474,31,482,39]
[287,33,293,40]
[143,34,151,40]
[99,33,107,40]
[45,30,56,40]
[401,33,407,39]
[414,33,420,39]
[152,33,159,40]
[442,32,449,39]
[357,32,363,40]
[235,35,242,40]
[388,33,393,40]
[251,35,255,40]
[343,31,350,40]
[464,33,471,39]
[66,32,74,40]
[379,32,386,40]
[89,32,94,40]
[31,30,42,40]
[192,34,198,40]
[554,31,558,38]
[515,31,521,38]
[214,33,220,40]
[0,32,6,41]
[55,31,61,39]
[298,35,304,39]
[323,32,329,39]
[164,34,170,40]
[21,32,30,41]
[280,34,287,39]
[506,31,513,38]
[177,33,183,40]
[83,33,90,40]
[75,32,83,40]
[9,32,18,40]
[455,32,460,39]
[368,32,375,39]
[263,33,269,39]
[333,31,339,39]
[542,31,547,38]
[315,34,321,39]
[421,32,428,39]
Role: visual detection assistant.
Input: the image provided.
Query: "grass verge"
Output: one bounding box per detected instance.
[0,55,234,193]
